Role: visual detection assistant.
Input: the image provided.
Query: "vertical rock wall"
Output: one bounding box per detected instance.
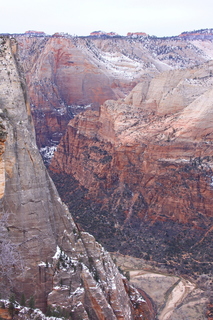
[0,37,154,320]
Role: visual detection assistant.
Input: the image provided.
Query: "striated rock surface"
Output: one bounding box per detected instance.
[0,119,7,198]
[0,37,155,319]
[49,60,213,276]
[16,34,147,151]
[13,30,213,156]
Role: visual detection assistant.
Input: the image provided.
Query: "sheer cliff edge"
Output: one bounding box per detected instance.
[0,37,155,320]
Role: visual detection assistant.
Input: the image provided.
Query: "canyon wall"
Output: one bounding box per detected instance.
[0,37,155,320]
[16,35,149,151]
[49,60,213,276]
[14,32,213,160]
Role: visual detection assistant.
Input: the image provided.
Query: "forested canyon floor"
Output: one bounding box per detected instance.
[0,36,155,320]
[11,32,213,278]
[1,30,213,319]
[49,61,213,278]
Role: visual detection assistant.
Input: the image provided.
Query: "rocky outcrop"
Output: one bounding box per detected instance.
[0,120,7,198]
[0,37,155,319]
[179,28,213,39]
[49,60,213,276]
[90,31,119,37]
[127,33,148,37]
[25,31,46,36]
[16,35,145,150]
[14,31,213,155]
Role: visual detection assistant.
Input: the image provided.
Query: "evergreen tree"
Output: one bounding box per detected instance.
[45,305,53,317]
[28,296,35,309]
[20,293,26,306]
[8,294,15,317]
[125,271,130,281]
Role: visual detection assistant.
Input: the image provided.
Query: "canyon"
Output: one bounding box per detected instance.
[14,30,213,161]
[112,253,209,320]
[0,37,154,319]
[1,29,213,319]
[49,60,213,278]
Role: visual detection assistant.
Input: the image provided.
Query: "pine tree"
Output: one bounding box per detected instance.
[20,293,26,306]
[8,294,15,317]
[28,296,35,309]
[45,305,53,317]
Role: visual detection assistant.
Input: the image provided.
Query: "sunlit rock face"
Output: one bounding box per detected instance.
[0,37,155,320]
[16,35,146,150]
[0,120,7,199]
[15,30,213,155]
[49,61,213,276]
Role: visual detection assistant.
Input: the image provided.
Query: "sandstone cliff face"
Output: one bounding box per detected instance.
[0,37,154,320]
[49,61,213,275]
[14,32,213,156]
[0,119,7,198]
[16,35,146,150]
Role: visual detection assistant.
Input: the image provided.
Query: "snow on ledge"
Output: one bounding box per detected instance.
[52,245,61,260]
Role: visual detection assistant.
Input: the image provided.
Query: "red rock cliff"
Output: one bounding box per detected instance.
[49,61,213,275]
[15,31,213,153]
[0,37,155,320]
[16,35,145,149]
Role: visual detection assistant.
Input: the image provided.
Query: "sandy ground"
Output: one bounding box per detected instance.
[158,278,195,320]
[111,253,207,320]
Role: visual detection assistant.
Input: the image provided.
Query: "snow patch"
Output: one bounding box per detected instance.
[52,245,61,260]
[57,197,62,204]
[101,52,141,79]
[40,146,57,161]
[70,287,84,296]
[53,286,61,290]
[68,104,92,116]
[71,301,83,312]
[55,107,66,115]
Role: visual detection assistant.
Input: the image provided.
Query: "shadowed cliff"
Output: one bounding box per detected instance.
[14,31,213,155]
[0,37,155,320]
[49,60,213,277]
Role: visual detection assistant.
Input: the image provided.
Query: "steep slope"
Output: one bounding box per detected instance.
[14,31,213,159]
[0,37,155,320]
[49,60,213,276]
[16,34,152,152]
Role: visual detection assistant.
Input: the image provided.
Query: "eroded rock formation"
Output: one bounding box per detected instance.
[16,34,146,150]
[14,30,213,156]
[0,37,154,319]
[49,60,213,276]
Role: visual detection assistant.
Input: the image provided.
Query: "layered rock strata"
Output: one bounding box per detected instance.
[0,37,154,319]
[14,31,213,154]
[50,61,213,275]
[16,35,148,150]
